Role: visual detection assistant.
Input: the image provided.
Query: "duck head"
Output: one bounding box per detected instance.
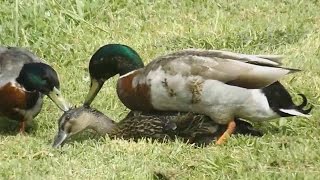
[83,44,144,106]
[52,106,115,148]
[16,63,70,111]
[53,107,89,148]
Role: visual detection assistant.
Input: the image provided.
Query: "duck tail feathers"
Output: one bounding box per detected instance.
[255,55,284,64]
[254,55,300,72]
[279,109,312,118]
[279,94,313,118]
[286,68,302,74]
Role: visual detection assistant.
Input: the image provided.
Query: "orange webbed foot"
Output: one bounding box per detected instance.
[216,120,236,145]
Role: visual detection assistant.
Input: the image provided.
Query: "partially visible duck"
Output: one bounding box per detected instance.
[52,106,262,147]
[83,44,312,144]
[0,47,70,133]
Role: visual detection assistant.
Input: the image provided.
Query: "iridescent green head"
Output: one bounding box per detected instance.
[84,44,144,106]
[16,63,70,111]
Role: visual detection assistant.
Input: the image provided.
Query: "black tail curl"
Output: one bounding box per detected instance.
[262,81,313,117]
[295,93,313,114]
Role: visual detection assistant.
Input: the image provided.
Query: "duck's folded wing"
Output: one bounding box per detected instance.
[194,57,295,88]
[156,50,300,89]
[168,49,284,66]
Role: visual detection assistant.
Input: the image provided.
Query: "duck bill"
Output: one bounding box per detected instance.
[83,78,104,107]
[52,130,68,148]
[48,87,70,111]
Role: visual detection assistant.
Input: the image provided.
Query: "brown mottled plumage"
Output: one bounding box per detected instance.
[52,106,262,147]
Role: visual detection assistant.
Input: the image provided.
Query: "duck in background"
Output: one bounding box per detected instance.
[83,44,312,144]
[0,47,70,133]
[52,106,263,148]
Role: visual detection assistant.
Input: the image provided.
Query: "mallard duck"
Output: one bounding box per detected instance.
[0,47,70,133]
[52,106,262,147]
[83,44,312,144]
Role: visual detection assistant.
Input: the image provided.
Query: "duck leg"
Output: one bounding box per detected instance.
[19,120,26,134]
[216,120,236,145]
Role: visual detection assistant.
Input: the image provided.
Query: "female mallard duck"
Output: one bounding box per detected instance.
[52,106,262,147]
[83,44,312,144]
[0,47,70,133]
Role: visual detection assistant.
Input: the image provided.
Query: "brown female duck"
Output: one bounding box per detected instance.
[52,106,262,147]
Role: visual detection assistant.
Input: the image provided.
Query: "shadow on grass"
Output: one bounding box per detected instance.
[0,118,38,136]
[153,172,170,180]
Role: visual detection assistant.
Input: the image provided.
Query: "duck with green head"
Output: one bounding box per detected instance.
[84,44,312,144]
[0,47,70,133]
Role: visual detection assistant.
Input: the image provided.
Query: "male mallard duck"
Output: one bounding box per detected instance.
[83,44,312,144]
[0,47,70,133]
[52,106,262,147]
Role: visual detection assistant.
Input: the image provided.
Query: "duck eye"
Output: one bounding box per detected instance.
[42,76,49,83]
[67,127,72,134]
[65,115,71,121]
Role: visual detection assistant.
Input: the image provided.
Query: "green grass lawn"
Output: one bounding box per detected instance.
[1,0,320,179]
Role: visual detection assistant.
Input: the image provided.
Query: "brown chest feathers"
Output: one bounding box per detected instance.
[0,82,39,121]
[116,71,154,111]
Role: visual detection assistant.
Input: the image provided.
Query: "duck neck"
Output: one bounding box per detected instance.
[87,114,117,136]
[116,57,144,76]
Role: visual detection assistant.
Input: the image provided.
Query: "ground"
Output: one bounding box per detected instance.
[0,0,319,179]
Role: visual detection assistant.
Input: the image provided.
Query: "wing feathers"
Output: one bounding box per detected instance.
[168,49,283,66]
[255,55,284,64]
[187,57,293,88]
[149,48,300,89]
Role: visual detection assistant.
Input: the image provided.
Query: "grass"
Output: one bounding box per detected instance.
[0,0,320,179]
